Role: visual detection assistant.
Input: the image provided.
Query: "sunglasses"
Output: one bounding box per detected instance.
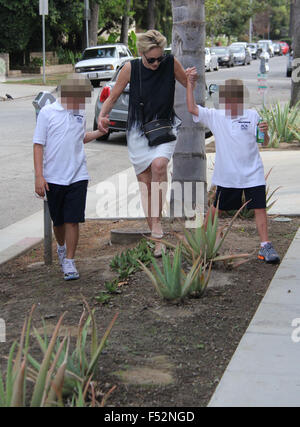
[144,54,165,64]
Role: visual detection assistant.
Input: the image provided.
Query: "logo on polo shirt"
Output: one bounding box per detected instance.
[238,120,250,131]
[73,114,84,123]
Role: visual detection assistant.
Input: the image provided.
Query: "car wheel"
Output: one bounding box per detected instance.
[286,69,292,78]
[214,63,219,71]
[91,80,100,88]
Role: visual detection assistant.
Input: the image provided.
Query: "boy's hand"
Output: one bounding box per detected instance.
[35,176,49,198]
[98,114,110,133]
[185,67,198,88]
[258,121,268,133]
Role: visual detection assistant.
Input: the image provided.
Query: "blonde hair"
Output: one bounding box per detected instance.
[137,30,167,55]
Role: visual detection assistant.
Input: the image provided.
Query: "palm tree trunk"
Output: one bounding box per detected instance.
[147,0,156,29]
[291,0,300,106]
[89,1,99,46]
[170,0,207,221]
[120,0,131,45]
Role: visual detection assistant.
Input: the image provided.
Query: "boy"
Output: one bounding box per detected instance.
[33,74,109,280]
[186,69,280,264]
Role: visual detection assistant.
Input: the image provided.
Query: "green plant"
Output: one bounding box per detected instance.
[56,47,80,65]
[29,57,43,67]
[0,306,69,407]
[27,301,118,400]
[138,244,203,301]
[110,239,154,280]
[128,31,138,57]
[189,258,212,297]
[259,101,300,147]
[161,204,250,269]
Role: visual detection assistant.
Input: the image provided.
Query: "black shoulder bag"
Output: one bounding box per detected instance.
[139,59,178,147]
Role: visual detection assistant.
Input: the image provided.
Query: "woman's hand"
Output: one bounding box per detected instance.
[98,115,110,133]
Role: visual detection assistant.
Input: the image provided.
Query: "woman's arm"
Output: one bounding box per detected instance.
[98,61,131,133]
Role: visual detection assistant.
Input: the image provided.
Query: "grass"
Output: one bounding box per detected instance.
[4,73,71,86]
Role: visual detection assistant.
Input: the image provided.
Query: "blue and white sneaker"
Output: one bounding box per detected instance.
[63,259,80,281]
[258,242,280,264]
[57,244,66,269]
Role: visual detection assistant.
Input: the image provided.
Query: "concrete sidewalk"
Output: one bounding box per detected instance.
[0,82,56,101]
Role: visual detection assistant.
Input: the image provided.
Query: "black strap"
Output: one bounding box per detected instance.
[138,59,145,124]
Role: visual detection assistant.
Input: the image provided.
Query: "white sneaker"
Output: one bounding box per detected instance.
[57,245,66,269]
[62,259,79,281]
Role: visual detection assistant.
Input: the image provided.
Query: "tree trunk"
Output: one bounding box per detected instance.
[147,0,156,29]
[170,0,207,221]
[89,1,99,46]
[120,0,131,45]
[291,0,300,106]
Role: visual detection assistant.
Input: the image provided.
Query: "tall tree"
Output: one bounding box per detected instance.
[171,0,206,218]
[147,0,156,29]
[291,0,300,106]
[120,0,132,45]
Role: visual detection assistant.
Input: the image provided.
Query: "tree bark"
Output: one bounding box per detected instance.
[120,0,131,45]
[89,1,99,46]
[170,0,207,219]
[147,0,156,29]
[291,0,300,106]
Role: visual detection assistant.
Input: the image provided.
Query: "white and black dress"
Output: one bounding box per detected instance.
[127,55,178,175]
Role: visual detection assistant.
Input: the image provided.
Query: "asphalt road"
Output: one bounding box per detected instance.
[0,55,292,230]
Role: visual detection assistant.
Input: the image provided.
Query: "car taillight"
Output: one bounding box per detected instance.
[99,86,111,103]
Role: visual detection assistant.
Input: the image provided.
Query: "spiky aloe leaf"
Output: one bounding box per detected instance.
[30,313,66,407]
[86,312,118,378]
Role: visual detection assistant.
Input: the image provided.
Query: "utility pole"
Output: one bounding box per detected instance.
[39,0,48,84]
[84,0,90,48]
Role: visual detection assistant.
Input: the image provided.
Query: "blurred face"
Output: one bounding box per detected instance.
[142,47,165,71]
[60,75,92,112]
[219,81,245,118]
[61,96,87,112]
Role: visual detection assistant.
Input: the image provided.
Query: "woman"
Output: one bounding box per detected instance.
[98,30,187,256]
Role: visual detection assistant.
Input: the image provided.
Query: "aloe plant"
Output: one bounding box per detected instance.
[0,303,118,407]
[259,101,300,147]
[27,300,118,398]
[138,244,203,301]
[0,306,69,407]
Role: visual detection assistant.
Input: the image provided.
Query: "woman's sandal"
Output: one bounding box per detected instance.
[151,233,166,258]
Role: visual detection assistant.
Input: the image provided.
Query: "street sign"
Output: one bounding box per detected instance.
[39,0,48,15]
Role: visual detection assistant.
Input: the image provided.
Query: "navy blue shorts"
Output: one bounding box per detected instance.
[46,180,88,226]
[214,185,266,210]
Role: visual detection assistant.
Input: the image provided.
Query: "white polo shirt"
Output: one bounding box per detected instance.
[33,101,90,186]
[193,106,265,188]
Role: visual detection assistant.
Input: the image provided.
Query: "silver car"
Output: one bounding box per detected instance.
[94,62,218,142]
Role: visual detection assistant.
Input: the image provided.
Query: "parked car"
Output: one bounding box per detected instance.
[286,50,293,77]
[210,46,234,67]
[230,46,251,65]
[93,62,218,141]
[258,40,274,57]
[273,42,283,55]
[230,42,248,49]
[74,44,133,87]
[247,43,258,59]
[279,41,289,55]
[205,48,219,71]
